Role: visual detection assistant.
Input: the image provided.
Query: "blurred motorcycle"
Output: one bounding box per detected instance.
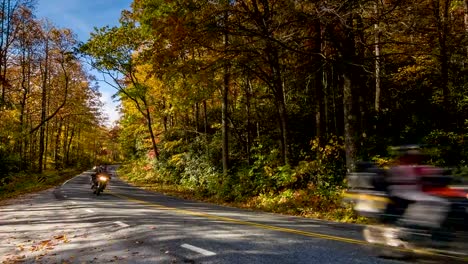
[345,161,468,259]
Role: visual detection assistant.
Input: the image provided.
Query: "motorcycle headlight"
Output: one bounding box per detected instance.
[99,176,108,181]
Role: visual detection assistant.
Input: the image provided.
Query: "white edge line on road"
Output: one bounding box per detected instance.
[181,244,216,256]
[114,221,130,228]
[62,175,80,186]
[85,209,94,213]
[62,170,92,186]
[71,201,77,204]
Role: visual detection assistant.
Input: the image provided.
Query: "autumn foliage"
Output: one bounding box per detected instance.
[84,0,468,220]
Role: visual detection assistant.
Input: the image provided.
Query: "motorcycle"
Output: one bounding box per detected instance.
[345,162,468,259]
[92,172,110,196]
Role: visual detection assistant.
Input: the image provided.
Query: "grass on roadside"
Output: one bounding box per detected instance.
[118,170,368,224]
[0,169,81,202]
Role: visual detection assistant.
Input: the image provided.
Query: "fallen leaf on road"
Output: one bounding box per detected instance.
[54,234,70,243]
[30,239,54,252]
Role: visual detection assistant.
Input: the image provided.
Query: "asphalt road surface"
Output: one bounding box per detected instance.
[0,166,454,263]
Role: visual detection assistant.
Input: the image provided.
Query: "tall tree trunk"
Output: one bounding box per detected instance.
[143,99,159,159]
[1,0,10,105]
[436,0,450,118]
[162,97,168,132]
[203,100,208,135]
[222,5,230,176]
[63,118,69,159]
[343,72,357,173]
[0,0,6,104]
[18,44,30,169]
[38,37,49,173]
[314,21,325,143]
[195,102,200,133]
[66,125,75,165]
[203,100,209,154]
[464,0,468,60]
[55,117,62,169]
[245,77,252,165]
[374,2,381,113]
[269,45,289,165]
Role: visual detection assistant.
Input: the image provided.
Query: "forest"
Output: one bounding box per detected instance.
[2,0,468,221]
[0,0,118,196]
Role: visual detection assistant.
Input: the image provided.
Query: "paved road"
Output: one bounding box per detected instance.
[0,167,433,263]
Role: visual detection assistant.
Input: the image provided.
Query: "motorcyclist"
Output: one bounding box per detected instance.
[387,147,450,238]
[90,165,101,189]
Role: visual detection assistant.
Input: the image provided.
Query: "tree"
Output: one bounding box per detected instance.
[81,17,160,159]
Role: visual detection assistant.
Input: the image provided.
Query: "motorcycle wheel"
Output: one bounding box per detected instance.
[363,226,412,259]
[95,183,102,195]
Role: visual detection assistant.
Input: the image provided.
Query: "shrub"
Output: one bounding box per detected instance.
[424,130,467,167]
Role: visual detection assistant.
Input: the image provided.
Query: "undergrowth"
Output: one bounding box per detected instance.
[0,169,80,202]
[118,161,366,224]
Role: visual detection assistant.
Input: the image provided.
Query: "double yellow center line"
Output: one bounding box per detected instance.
[110,191,468,262]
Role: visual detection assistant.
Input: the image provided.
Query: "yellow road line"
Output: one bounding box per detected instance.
[109,191,468,262]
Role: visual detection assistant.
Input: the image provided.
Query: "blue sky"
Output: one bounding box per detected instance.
[36,0,133,126]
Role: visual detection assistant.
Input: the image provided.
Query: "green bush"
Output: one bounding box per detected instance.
[292,136,346,191]
[423,130,467,167]
[117,133,360,222]
[0,148,20,185]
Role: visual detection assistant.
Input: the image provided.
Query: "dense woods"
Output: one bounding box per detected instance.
[80,0,468,218]
[0,0,112,183]
[2,0,468,219]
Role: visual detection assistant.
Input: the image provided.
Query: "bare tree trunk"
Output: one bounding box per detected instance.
[143,99,159,159]
[314,21,325,143]
[374,2,381,113]
[54,117,62,169]
[203,100,208,135]
[19,43,31,169]
[440,0,450,112]
[0,0,7,104]
[195,102,200,133]
[464,0,468,50]
[38,37,49,173]
[222,5,230,176]
[245,77,252,165]
[266,41,289,165]
[162,97,168,132]
[343,73,357,173]
[66,125,75,165]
